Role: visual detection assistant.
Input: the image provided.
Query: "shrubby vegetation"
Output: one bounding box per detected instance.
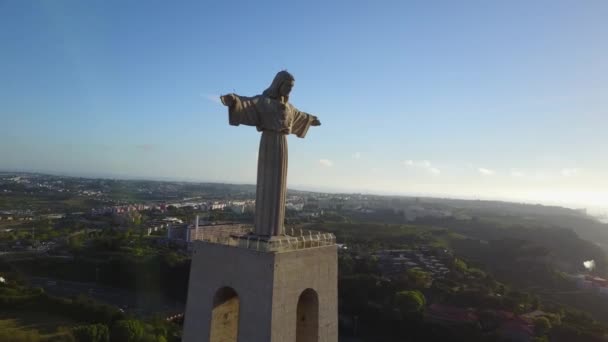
[395,290,426,315]
[0,278,180,342]
[7,230,191,303]
[73,324,109,342]
[315,219,608,341]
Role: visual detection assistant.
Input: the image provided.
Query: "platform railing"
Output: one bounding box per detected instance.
[191,226,336,253]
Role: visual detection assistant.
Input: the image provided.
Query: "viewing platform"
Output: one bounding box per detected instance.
[190,224,336,253]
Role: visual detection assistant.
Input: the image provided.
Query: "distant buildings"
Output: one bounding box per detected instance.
[164,217,183,224]
[228,200,254,214]
[573,274,608,295]
[374,247,451,279]
[41,214,64,220]
[291,194,464,223]
[285,202,304,211]
[0,212,34,221]
[164,216,250,250]
[209,202,226,211]
[91,204,150,215]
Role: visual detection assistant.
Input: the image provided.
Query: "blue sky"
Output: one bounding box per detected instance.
[1,1,607,209]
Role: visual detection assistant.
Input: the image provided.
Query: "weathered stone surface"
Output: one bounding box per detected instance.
[220,71,321,236]
[182,242,338,342]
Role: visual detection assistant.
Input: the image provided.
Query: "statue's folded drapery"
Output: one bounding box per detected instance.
[225,94,317,236]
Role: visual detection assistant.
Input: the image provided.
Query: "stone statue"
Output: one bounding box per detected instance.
[220,71,321,237]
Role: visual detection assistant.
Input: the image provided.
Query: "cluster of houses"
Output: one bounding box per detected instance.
[87,197,330,224]
[91,204,150,215]
[142,218,178,236]
[374,247,451,279]
[0,210,35,222]
[0,215,34,222]
[90,200,258,216]
[0,240,57,253]
[299,195,464,221]
[573,274,608,296]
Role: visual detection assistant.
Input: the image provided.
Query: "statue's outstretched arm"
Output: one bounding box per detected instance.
[291,109,320,138]
[221,94,260,127]
[220,94,236,107]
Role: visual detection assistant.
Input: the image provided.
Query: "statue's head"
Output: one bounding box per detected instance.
[263,70,295,101]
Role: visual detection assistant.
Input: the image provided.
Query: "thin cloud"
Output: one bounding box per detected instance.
[510,169,525,178]
[478,168,495,176]
[561,168,580,177]
[402,159,440,175]
[402,160,431,168]
[429,167,441,175]
[201,93,222,104]
[352,152,361,159]
[319,159,334,167]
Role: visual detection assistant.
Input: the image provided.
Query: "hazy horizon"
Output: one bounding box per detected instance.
[4,168,607,217]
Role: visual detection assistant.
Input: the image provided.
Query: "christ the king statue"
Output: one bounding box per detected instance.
[220,71,321,237]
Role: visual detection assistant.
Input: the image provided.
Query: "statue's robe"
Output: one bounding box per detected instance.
[226,94,316,236]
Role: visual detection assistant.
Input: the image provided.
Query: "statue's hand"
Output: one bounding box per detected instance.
[220,94,236,107]
[311,117,321,126]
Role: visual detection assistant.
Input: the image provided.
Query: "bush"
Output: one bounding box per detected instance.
[73,324,110,342]
[111,320,144,342]
[453,258,468,273]
[0,320,41,342]
[395,290,426,315]
[140,334,167,342]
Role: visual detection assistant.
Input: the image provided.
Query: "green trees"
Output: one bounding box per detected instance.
[44,294,125,325]
[0,320,42,342]
[73,324,110,342]
[140,334,167,342]
[453,258,468,273]
[395,290,426,316]
[406,268,432,288]
[107,319,170,342]
[0,281,126,336]
[110,320,144,342]
[0,314,175,342]
[68,234,85,251]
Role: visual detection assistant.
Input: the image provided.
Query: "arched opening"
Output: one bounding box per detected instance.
[296,288,319,342]
[210,286,240,342]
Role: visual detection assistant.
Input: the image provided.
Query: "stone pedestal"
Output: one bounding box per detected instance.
[182,239,338,342]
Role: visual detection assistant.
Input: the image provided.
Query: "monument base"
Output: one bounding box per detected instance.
[182,239,338,342]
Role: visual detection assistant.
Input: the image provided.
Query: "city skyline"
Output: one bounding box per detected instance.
[1,1,607,210]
